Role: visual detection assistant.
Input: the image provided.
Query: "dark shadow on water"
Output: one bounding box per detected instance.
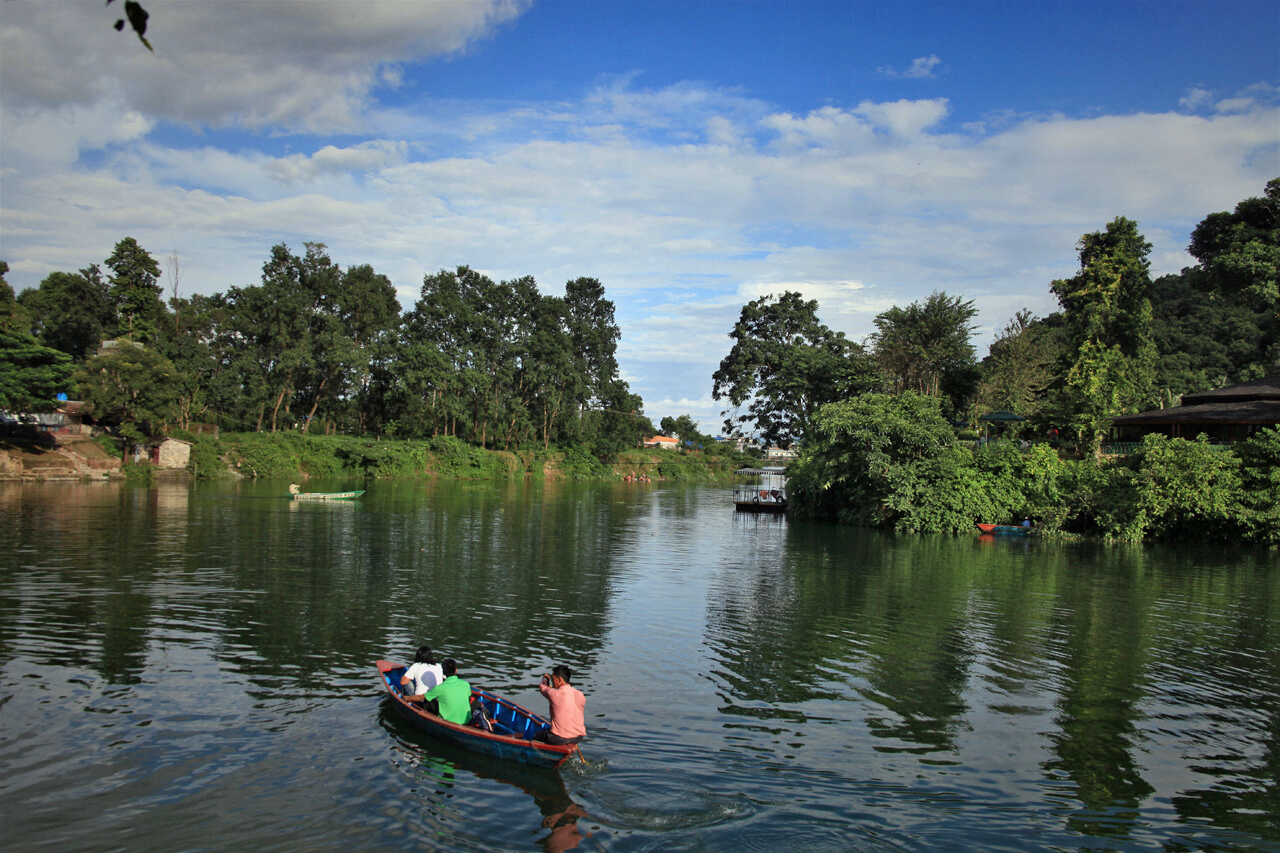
[377,699,592,851]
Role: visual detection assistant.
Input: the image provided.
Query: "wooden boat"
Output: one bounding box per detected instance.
[376,660,580,769]
[976,523,1031,536]
[289,488,365,501]
[733,467,787,512]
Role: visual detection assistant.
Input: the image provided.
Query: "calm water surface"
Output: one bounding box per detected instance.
[1,479,1277,851]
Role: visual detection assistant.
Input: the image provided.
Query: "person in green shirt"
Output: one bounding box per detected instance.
[417,658,473,725]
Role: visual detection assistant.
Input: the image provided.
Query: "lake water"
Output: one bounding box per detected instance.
[1,479,1277,851]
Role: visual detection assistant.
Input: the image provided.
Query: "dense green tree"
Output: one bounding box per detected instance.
[224,242,341,432]
[289,257,399,434]
[1150,270,1276,398]
[395,268,628,452]
[1051,217,1157,457]
[523,293,579,450]
[1099,435,1243,540]
[0,330,74,415]
[18,266,115,360]
[713,291,878,447]
[582,379,653,458]
[565,276,621,402]
[73,342,181,435]
[1,262,29,333]
[659,414,710,448]
[872,291,979,415]
[335,264,401,434]
[155,291,235,430]
[2,262,74,413]
[1189,178,1280,315]
[106,238,165,343]
[1235,427,1280,546]
[564,276,637,453]
[977,309,1061,427]
[788,391,989,531]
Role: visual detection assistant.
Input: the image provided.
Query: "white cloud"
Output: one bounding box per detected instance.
[878,55,942,79]
[1180,87,1214,111]
[0,0,529,132]
[264,142,410,185]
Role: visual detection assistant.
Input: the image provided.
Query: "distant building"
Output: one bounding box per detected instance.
[31,401,91,436]
[764,446,798,461]
[1110,373,1280,444]
[97,339,144,355]
[133,437,192,469]
[643,435,680,450]
[714,435,759,453]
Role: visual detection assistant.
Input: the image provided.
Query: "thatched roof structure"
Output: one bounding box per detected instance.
[1111,373,1280,441]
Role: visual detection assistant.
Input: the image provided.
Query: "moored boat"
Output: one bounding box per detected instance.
[375,660,579,768]
[976,523,1031,536]
[733,466,787,512]
[289,484,365,501]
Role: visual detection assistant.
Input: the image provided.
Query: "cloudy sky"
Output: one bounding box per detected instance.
[1,1,1277,432]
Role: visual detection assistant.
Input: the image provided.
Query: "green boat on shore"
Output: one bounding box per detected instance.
[289,485,365,501]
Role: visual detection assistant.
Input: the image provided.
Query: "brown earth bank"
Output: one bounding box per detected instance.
[0,436,124,481]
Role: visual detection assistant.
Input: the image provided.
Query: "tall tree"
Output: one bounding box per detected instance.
[226,242,340,432]
[106,237,165,343]
[0,262,27,332]
[565,276,621,401]
[1050,216,1157,456]
[713,291,878,447]
[1189,178,1280,316]
[977,309,1060,423]
[73,342,181,436]
[1,263,75,413]
[293,256,399,434]
[871,291,979,414]
[18,265,115,360]
[659,414,710,447]
[1149,270,1276,398]
[523,292,580,450]
[336,264,400,434]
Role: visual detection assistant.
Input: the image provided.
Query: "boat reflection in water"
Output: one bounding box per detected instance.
[378,702,592,851]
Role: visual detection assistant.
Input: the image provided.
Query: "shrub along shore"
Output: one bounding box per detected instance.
[175,430,745,483]
[784,393,1280,547]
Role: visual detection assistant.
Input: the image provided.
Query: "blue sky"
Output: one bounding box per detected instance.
[1,1,1277,433]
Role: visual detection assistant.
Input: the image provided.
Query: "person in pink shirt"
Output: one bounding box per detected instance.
[536,665,586,745]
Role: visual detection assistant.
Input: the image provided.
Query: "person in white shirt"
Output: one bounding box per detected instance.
[402,645,445,698]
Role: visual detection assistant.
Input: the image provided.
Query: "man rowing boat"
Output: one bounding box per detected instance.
[536,665,586,745]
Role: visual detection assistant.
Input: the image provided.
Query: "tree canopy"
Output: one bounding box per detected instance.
[1050,216,1157,455]
[871,290,978,415]
[712,291,878,447]
[0,263,75,414]
[1189,178,1280,315]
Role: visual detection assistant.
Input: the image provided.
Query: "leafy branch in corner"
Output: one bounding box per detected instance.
[108,0,152,51]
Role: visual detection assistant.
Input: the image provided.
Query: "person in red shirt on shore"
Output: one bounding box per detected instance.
[536,664,586,745]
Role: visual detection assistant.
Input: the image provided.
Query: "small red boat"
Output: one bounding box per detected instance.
[376,660,580,768]
[976,523,1031,536]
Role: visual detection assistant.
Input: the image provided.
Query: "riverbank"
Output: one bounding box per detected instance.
[0,431,747,483]
[0,435,124,481]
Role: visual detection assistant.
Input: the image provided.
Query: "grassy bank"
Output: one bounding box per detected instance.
[185,431,748,482]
